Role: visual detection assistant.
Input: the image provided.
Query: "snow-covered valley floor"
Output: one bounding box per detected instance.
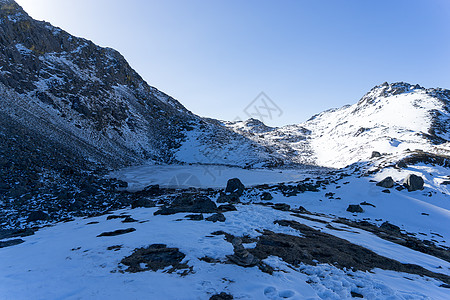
[1,164,450,299]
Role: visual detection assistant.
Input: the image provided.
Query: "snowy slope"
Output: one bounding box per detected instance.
[226,82,450,168]
[2,164,450,299]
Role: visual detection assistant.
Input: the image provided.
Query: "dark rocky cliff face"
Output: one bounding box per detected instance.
[0,0,199,168]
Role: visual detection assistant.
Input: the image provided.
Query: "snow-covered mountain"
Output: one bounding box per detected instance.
[226,82,450,168]
[2,1,450,299]
[0,0,284,171]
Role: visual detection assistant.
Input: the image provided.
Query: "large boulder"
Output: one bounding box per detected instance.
[403,174,424,192]
[225,178,245,196]
[376,176,394,188]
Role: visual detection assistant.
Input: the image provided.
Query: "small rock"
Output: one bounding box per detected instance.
[122,216,138,223]
[351,291,364,298]
[273,203,290,211]
[381,189,391,193]
[131,198,155,209]
[360,201,376,208]
[185,214,204,221]
[217,193,240,204]
[395,161,407,169]
[210,292,233,300]
[217,204,237,212]
[346,205,363,213]
[403,174,424,192]
[97,228,136,237]
[225,178,245,196]
[371,151,382,158]
[376,176,394,188]
[205,213,226,222]
[260,192,273,201]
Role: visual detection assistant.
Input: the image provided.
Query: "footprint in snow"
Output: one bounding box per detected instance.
[264,286,295,299]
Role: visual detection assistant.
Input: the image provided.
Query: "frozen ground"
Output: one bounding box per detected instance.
[108,164,326,191]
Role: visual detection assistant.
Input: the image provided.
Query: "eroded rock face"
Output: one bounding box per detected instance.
[120,244,188,273]
[403,174,424,191]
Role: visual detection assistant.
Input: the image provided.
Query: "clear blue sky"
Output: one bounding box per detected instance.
[16,0,450,126]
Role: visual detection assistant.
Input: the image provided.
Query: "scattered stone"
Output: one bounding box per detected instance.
[297,183,320,192]
[346,205,363,213]
[376,176,394,188]
[227,237,259,267]
[206,213,226,222]
[210,292,233,300]
[396,186,405,191]
[217,193,240,204]
[273,203,291,211]
[86,221,99,225]
[217,204,237,212]
[107,214,130,220]
[122,216,138,223]
[120,244,188,273]
[154,193,217,215]
[0,239,25,248]
[97,228,136,237]
[131,198,156,209]
[441,181,450,185]
[225,178,245,196]
[199,256,221,263]
[141,184,161,196]
[382,189,391,193]
[107,245,123,251]
[260,192,273,201]
[351,291,364,298]
[395,161,407,169]
[371,151,382,158]
[421,213,429,216]
[185,214,204,221]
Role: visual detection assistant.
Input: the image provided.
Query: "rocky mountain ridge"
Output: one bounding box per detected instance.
[226,82,450,168]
